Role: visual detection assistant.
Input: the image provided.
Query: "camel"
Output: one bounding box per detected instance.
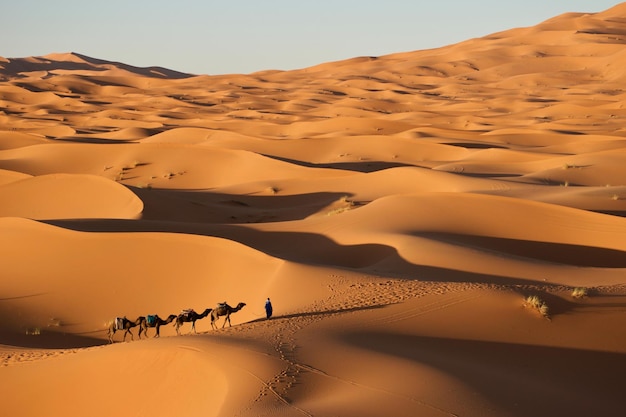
[173,308,212,335]
[107,316,142,343]
[210,302,246,329]
[138,314,176,338]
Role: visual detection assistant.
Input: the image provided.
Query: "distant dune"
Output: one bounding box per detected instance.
[1,4,626,417]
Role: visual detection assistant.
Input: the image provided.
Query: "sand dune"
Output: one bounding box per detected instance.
[0,174,143,219]
[1,4,626,417]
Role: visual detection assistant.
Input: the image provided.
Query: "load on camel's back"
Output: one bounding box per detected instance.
[115,317,125,331]
[138,314,177,338]
[173,307,212,335]
[107,316,142,343]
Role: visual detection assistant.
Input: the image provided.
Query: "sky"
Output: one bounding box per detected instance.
[2,0,621,75]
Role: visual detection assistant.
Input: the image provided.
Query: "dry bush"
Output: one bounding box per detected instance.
[524,295,550,319]
[571,287,588,299]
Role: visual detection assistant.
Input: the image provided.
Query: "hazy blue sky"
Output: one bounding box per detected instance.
[2,0,620,75]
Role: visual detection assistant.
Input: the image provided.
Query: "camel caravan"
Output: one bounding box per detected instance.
[107,302,246,343]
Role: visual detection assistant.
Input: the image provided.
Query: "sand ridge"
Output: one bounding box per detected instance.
[1,4,626,417]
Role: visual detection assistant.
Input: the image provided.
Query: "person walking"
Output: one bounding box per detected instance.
[265,297,273,319]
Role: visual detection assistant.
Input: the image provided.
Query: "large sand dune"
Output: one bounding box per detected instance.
[1,4,626,417]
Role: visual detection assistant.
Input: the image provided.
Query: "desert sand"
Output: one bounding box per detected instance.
[1,4,626,417]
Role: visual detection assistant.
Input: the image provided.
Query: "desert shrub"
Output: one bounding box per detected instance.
[571,287,588,299]
[524,295,550,318]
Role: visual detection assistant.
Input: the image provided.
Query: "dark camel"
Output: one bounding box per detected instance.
[210,302,246,329]
[138,314,176,338]
[107,316,142,343]
[174,308,212,335]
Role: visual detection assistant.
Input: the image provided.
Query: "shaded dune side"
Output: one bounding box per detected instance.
[335,328,625,416]
[47,191,626,290]
[246,193,626,285]
[130,167,513,223]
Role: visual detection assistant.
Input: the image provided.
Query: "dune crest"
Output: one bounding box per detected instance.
[1,4,626,417]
